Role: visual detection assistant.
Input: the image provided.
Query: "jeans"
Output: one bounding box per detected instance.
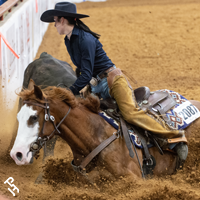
[91,77,111,100]
[91,65,116,99]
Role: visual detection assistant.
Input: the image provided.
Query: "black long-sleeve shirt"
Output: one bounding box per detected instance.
[65,25,114,95]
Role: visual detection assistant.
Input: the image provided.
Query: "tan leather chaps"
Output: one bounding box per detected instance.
[107,68,184,139]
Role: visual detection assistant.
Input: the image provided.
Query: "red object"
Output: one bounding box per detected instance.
[0,32,19,59]
[35,0,38,13]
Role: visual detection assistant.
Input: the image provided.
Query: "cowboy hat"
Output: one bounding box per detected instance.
[40,2,89,23]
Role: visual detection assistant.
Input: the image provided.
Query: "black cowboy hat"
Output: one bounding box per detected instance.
[40,2,89,23]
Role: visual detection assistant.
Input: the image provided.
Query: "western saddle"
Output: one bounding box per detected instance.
[100,86,176,127]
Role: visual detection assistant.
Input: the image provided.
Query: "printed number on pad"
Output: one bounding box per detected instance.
[174,101,200,124]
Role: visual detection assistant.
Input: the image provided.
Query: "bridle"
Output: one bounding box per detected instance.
[23,99,71,158]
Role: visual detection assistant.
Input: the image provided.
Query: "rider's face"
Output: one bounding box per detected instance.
[54,16,73,37]
[54,16,63,35]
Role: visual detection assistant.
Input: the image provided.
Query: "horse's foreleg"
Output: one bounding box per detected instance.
[43,136,58,161]
[35,136,58,184]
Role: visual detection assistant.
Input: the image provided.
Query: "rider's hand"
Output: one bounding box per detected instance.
[79,84,90,98]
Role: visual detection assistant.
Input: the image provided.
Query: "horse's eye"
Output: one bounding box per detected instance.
[30,115,38,122]
[28,115,39,127]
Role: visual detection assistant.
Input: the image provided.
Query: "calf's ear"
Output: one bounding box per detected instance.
[34,85,43,100]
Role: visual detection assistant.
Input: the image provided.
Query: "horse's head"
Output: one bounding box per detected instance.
[10,83,60,165]
[11,80,100,166]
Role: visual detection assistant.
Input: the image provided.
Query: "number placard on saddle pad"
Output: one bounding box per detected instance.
[173,101,200,125]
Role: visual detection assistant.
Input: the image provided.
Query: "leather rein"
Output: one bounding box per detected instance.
[23,99,120,174]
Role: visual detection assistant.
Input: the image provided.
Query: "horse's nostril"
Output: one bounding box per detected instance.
[16,152,23,161]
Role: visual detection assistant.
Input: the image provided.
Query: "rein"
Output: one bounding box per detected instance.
[23,99,71,157]
[24,99,121,175]
[71,131,120,175]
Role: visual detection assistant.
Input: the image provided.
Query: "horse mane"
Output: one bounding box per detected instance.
[17,86,100,113]
[78,94,100,113]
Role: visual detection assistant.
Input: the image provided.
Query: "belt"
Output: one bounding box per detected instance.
[97,66,115,81]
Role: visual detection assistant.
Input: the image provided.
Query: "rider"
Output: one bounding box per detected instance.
[40,2,188,168]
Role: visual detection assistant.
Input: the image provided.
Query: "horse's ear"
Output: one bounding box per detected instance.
[34,85,43,100]
[28,79,35,90]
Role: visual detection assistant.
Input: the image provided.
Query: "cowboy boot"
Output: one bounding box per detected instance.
[173,142,188,170]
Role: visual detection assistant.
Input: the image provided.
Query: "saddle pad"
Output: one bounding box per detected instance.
[98,112,118,130]
[98,112,152,148]
[159,90,200,130]
[98,111,180,150]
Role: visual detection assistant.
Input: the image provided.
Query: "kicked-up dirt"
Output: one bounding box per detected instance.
[1,0,200,199]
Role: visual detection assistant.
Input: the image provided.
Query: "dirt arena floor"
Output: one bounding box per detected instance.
[1,0,200,199]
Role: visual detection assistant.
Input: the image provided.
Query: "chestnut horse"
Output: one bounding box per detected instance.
[10,84,200,180]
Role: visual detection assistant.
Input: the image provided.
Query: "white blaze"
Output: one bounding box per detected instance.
[10,104,39,165]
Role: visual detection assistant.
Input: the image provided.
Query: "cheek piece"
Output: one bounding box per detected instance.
[23,99,71,159]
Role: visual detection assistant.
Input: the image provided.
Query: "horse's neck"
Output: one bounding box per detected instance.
[58,105,114,165]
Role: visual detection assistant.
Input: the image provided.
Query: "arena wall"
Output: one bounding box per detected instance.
[0,0,53,109]
[0,0,54,153]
